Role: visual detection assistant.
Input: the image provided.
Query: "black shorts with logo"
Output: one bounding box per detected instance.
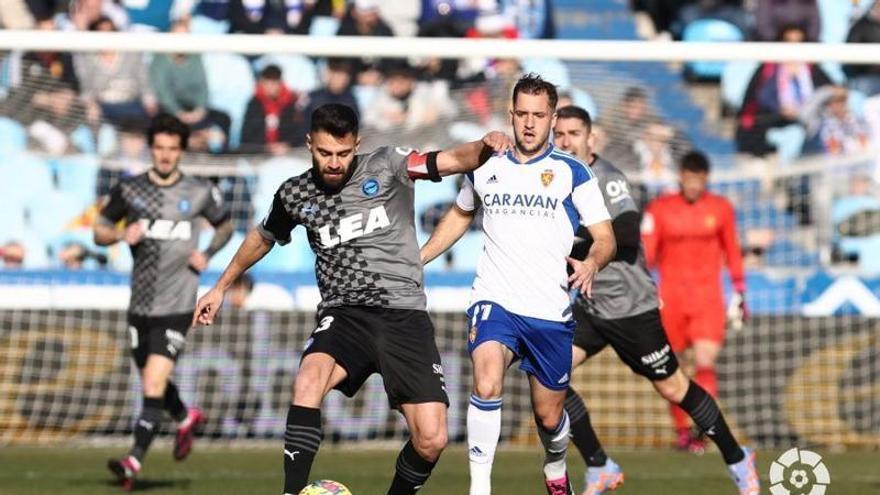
[127,313,191,368]
[302,305,449,409]
[573,304,679,381]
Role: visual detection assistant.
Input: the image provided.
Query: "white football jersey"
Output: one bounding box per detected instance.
[456,145,611,322]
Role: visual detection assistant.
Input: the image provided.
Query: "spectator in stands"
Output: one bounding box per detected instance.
[755,0,819,41]
[58,241,108,269]
[499,0,555,39]
[125,0,192,32]
[74,16,157,125]
[299,58,359,123]
[418,0,481,26]
[56,0,130,31]
[845,0,880,96]
[416,9,469,86]
[735,25,831,156]
[362,60,457,131]
[226,273,254,309]
[832,173,880,261]
[241,64,302,154]
[802,85,871,156]
[670,0,753,40]
[600,87,654,172]
[634,118,680,196]
[21,16,80,90]
[97,120,150,197]
[336,0,394,85]
[0,241,25,269]
[1,0,34,29]
[150,18,231,152]
[228,0,314,34]
[27,80,89,155]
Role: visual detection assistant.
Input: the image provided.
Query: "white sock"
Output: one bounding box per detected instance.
[467,394,502,495]
[537,411,570,481]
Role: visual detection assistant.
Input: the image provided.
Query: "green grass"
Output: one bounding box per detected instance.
[1,445,877,494]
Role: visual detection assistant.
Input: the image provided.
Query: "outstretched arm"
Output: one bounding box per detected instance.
[406,132,512,181]
[421,205,475,265]
[192,228,273,326]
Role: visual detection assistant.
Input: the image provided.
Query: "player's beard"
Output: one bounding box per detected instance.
[514,133,546,156]
[312,156,357,194]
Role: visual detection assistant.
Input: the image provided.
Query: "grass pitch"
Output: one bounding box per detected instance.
[1,445,877,494]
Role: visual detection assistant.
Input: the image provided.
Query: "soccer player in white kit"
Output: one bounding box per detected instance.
[421,74,617,495]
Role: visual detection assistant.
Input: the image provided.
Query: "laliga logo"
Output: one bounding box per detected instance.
[769,448,830,495]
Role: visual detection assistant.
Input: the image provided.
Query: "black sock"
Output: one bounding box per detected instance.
[678,381,744,464]
[283,405,322,495]
[129,397,164,462]
[164,381,187,422]
[388,440,438,495]
[565,387,607,467]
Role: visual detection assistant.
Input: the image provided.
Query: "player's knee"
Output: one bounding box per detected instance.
[534,405,564,432]
[292,371,328,406]
[142,376,167,398]
[654,375,687,403]
[693,350,718,369]
[472,378,502,401]
[413,425,448,461]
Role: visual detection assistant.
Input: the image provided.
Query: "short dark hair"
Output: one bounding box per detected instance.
[231,273,254,291]
[680,150,711,173]
[88,15,115,31]
[260,64,283,80]
[326,57,353,73]
[512,73,558,110]
[310,104,359,137]
[147,113,190,150]
[622,86,647,102]
[556,105,592,132]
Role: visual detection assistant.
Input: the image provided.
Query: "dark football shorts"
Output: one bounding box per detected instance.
[573,304,679,381]
[302,305,449,409]
[127,313,191,368]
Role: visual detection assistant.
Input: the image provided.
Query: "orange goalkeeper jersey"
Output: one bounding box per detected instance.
[641,191,745,304]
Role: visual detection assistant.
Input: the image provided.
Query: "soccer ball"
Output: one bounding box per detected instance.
[298,480,352,495]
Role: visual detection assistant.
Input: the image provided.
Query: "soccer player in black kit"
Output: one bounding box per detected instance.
[194,104,512,495]
[95,114,234,490]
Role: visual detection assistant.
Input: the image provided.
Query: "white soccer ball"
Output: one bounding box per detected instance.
[298,480,353,495]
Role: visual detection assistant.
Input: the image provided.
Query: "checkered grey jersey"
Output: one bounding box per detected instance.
[99,173,230,317]
[258,146,441,312]
[573,157,659,319]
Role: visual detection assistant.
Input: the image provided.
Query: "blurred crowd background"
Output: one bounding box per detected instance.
[0,0,879,279]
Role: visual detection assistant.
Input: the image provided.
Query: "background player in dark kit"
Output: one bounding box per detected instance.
[193,103,513,495]
[95,113,234,490]
[553,106,759,495]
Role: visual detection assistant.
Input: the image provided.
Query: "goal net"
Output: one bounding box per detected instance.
[0,29,878,451]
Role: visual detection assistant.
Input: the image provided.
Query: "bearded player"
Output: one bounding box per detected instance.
[194,103,512,495]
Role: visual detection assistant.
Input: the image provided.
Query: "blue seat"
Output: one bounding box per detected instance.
[203,53,255,149]
[450,231,484,271]
[190,14,230,35]
[721,61,759,111]
[252,227,316,273]
[0,117,27,155]
[0,196,26,243]
[0,153,54,205]
[765,239,819,267]
[26,191,86,241]
[682,19,744,81]
[53,154,100,209]
[253,156,311,213]
[254,55,320,94]
[309,16,340,37]
[522,58,572,90]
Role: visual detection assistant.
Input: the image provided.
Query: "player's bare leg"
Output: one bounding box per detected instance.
[530,377,574,495]
[388,402,448,494]
[108,355,175,491]
[468,341,513,495]
[566,348,624,495]
[283,352,347,495]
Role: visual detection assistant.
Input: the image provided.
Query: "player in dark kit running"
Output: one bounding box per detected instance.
[95,114,234,491]
[193,103,512,495]
[553,106,759,495]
